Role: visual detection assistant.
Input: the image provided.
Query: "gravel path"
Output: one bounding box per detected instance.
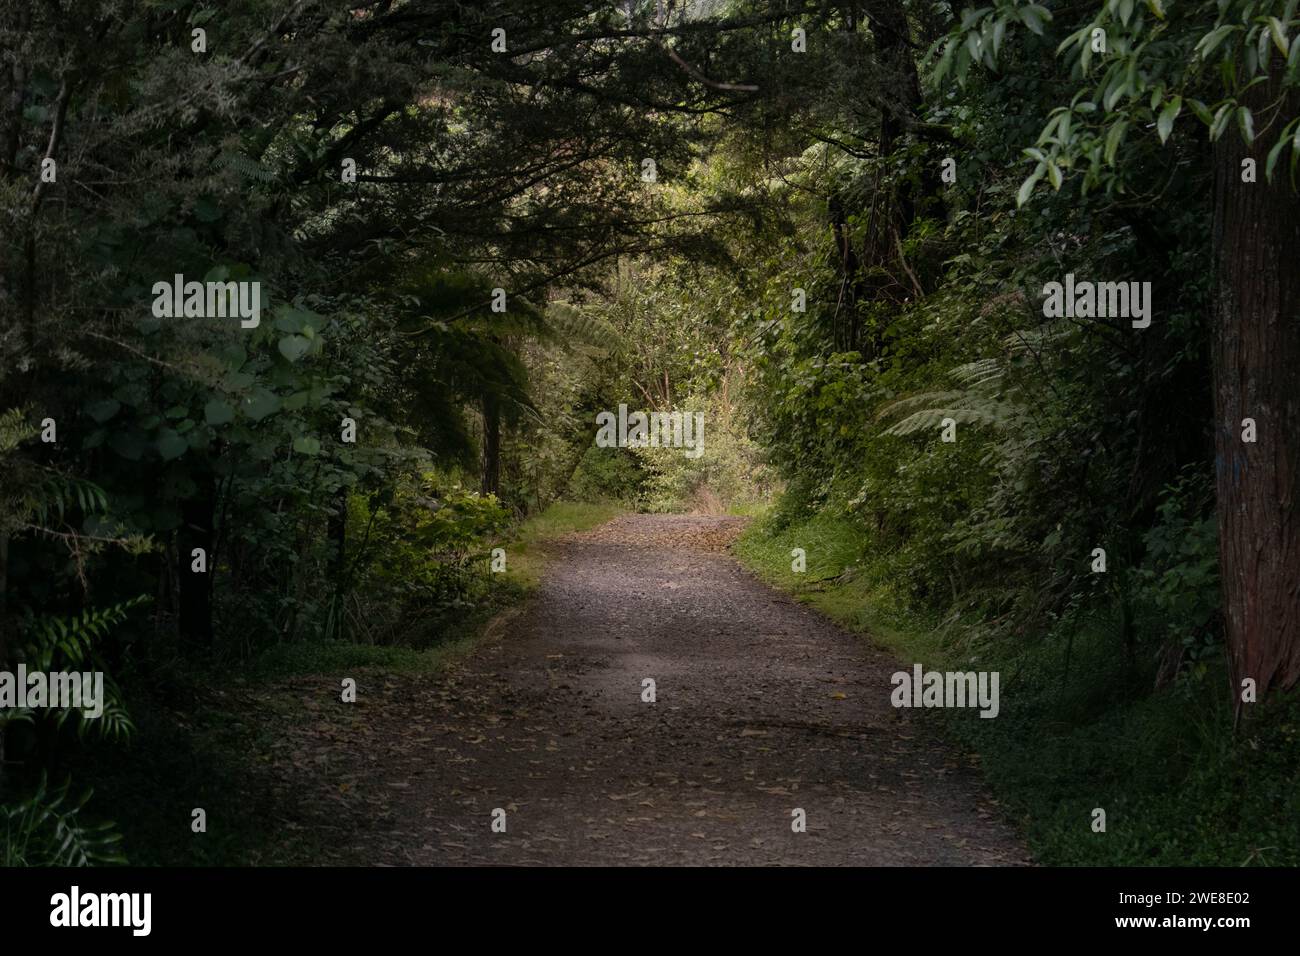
[270,514,1030,866]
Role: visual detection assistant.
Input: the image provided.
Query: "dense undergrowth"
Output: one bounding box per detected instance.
[20,501,620,866]
[734,509,1300,866]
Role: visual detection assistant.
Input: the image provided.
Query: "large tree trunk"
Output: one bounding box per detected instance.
[1211,66,1300,713]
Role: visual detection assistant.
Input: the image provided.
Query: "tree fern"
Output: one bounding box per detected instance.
[875,333,1052,438]
[876,386,1023,437]
[544,302,621,352]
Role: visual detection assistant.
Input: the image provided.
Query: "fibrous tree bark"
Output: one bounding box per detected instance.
[1210,60,1300,712]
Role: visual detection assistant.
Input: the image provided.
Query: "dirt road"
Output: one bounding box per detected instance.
[267,514,1029,866]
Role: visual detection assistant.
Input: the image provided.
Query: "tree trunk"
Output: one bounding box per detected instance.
[832,0,923,354]
[177,473,216,647]
[1211,66,1300,713]
[0,530,8,786]
[328,486,347,581]
[481,392,501,497]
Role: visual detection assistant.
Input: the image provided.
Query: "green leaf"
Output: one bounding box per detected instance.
[272,304,325,334]
[86,399,121,423]
[1237,106,1255,145]
[1105,75,1129,111]
[292,436,321,456]
[108,430,147,461]
[1020,5,1050,35]
[1196,25,1236,60]
[934,38,957,83]
[1104,120,1128,164]
[278,335,311,363]
[1047,160,1063,190]
[156,428,188,461]
[1265,124,1292,181]
[1258,23,1273,68]
[203,399,235,425]
[1017,163,1046,206]
[1269,17,1290,56]
[1187,98,1214,125]
[243,389,281,422]
[960,7,993,32]
[1210,104,1233,142]
[1292,119,1300,186]
[1157,97,1181,144]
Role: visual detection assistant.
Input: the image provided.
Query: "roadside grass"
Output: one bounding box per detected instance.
[506,500,624,588]
[250,499,623,679]
[732,506,1300,866]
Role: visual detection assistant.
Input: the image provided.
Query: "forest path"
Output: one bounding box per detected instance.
[272,514,1029,865]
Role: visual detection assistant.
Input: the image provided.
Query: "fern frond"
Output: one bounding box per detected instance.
[215,150,278,183]
[881,403,1021,437]
[0,406,35,452]
[950,358,1004,388]
[26,474,109,524]
[544,302,621,352]
[875,390,963,422]
[1,775,126,867]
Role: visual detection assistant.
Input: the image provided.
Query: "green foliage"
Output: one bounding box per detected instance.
[1135,470,1222,675]
[736,511,1300,865]
[935,0,1300,199]
[2,774,126,867]
[9,596,147,743]
[338,482,511,646]
[632,394,773,513]
[568,446,647,503]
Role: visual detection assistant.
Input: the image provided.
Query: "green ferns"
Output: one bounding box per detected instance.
[11,597,148,743]
[1,775,126,867]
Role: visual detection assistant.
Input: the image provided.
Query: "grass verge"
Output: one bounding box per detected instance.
[732,506,1300,866]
